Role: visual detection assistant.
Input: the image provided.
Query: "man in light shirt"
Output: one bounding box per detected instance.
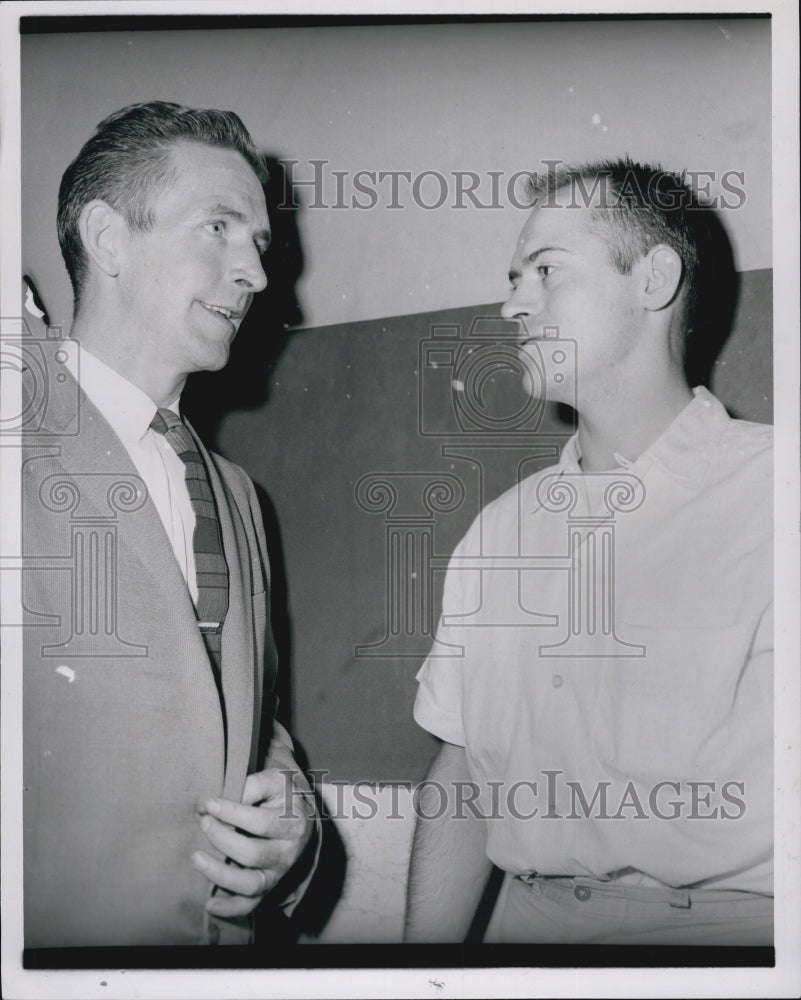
[404,159,772,945]
[22,101,315,948]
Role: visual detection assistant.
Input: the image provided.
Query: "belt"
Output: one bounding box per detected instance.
[519,874,771,909]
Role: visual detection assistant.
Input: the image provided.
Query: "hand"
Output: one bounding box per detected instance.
[192,765,316,918]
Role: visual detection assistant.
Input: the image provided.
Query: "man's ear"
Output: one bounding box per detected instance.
[640,244,683,312]
[78,200,127,278]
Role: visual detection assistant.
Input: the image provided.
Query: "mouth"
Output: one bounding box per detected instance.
[517,328,559,348]
[199,301,246,323]
[511,318,534,348]
[512,318,559,348]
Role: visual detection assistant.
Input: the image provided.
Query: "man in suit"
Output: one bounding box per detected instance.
[22,101,315,947]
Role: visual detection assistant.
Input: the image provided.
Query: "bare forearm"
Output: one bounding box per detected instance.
[404,741,493,942]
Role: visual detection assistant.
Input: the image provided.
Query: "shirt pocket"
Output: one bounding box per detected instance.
[592,619,756,779]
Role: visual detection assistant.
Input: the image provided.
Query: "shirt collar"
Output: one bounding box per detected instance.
[557,386,730,487]
[66,345,180,450]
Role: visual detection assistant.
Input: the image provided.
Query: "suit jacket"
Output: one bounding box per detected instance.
[23,371,280,947]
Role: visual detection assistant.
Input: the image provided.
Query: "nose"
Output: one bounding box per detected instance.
[501,279,542,322]
[232,243,268,294]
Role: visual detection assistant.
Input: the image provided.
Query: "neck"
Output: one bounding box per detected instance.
[71,307,186,408]
[574,370,693,472]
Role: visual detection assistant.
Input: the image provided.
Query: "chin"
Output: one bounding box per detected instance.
[206,354,231,373]
[202,339,235,372]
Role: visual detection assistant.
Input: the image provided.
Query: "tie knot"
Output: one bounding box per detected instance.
[150,407,183,435]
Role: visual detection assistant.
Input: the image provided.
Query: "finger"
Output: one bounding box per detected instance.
[203,796,311,841]
[199,813,298,871]
[205,889,261,919]
[191,849,277,897]
[242,767,313,809]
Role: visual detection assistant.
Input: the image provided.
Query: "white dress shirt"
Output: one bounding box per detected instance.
[67,347,198,601]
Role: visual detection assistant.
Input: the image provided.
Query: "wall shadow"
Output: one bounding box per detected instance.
[683,198,739,400]
[183,155,305,443]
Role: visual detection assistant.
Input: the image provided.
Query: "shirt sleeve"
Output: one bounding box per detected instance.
[413,525,480,747]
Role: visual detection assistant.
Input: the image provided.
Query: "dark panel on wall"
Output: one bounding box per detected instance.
[202,268,771,783]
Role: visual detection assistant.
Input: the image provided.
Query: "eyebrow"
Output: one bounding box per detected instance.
[508,245,569,282]
[205,202,271,252]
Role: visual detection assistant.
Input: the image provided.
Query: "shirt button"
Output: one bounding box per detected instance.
[208,922,220,945]
[552,674,563,688]
[573,885,591,902]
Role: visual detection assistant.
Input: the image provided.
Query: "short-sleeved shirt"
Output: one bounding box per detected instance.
[414,387,773,893]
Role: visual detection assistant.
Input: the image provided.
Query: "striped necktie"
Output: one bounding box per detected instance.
[149,408,229,677]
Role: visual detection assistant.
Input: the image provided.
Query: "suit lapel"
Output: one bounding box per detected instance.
[40,370,252,792]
